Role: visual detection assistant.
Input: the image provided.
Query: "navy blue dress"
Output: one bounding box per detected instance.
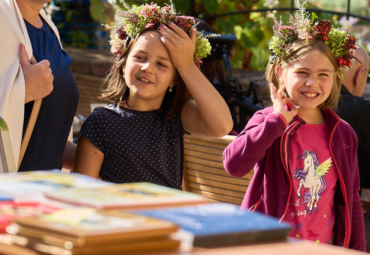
[19,17,79,171]
[79,104,185,189]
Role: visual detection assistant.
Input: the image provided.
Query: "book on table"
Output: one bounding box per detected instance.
[44,182,208,209]
[126,203,293,248]
[0,201,61,233]
[5,208,180,254]
[1,234,180,255]
[0,171,112,198]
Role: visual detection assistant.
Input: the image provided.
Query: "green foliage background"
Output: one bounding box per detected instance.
[98,0,370,72]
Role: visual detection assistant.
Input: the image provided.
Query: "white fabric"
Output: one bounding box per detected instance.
[0,0,62,168]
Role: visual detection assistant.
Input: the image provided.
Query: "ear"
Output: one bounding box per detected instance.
[275,65,285,85]
[354,67,366,88]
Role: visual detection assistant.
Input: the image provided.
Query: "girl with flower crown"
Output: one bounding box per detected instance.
[223,7,365,250]
[73,2,233,190]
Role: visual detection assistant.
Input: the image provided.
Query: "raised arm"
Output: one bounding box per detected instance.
[158,23,233,138]
[223,110,286,177]
[223,83,297,177]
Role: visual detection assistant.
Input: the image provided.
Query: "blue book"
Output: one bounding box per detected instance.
[134,203,292,248]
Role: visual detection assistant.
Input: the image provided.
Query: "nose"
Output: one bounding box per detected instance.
[141,60,154,74]
[305,75,319,87]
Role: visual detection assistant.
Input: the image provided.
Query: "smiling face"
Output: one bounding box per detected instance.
[124,30,176,106]
[281,50,336,111]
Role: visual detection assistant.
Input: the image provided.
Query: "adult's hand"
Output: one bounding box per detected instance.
[19,45,54,103]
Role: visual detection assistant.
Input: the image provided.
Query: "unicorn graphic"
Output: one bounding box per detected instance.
[293,150,332,215]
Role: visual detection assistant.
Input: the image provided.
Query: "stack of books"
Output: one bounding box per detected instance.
[4,208,181,254]
[133,203,292,248]
[43,182,208,210]
[0,201,61,233]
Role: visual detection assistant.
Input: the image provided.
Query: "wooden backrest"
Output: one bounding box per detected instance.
[73,74,107,118]
[183,135,253,205]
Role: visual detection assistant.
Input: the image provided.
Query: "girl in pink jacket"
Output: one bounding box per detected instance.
[223,8,365,251]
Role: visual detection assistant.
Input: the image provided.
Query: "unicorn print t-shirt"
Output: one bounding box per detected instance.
[283,121,338,244]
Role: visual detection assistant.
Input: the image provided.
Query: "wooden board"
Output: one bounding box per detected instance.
[183,135,253,205]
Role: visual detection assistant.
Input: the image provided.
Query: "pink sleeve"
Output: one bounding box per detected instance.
[223,111,287,177]
[272,112,288,126]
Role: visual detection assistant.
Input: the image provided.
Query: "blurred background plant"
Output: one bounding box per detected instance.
[110,0,370,72]
[47,0,370,72]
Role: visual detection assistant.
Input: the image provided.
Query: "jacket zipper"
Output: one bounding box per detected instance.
[279,121,300,223]
[328,119,351,248]
[249,121,298,215]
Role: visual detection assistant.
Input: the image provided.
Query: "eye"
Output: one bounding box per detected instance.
[298,71,308,75]
[319,73,329,77]
[134,55,144,61]
[158,62,167,68]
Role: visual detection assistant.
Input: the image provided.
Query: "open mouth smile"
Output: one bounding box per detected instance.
[301,92,319,99]
[137,77,153,84]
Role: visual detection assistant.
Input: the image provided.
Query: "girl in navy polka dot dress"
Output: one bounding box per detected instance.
[73,3,233,189]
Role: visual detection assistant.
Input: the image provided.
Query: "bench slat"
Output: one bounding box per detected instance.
[185,156,224,169]
[187,170,249,186]
[184,143,224,156]
[189,182,245,199]
[190,189,243,205]
[187,176,249,192]
[184,149,222,162]
[184,138,228,150]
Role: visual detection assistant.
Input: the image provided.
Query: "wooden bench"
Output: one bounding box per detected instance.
[182,135,253,205]
[73,73,107,118]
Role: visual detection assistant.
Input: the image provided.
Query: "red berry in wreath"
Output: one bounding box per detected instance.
[321,30,327,35]
[347,61,351,68]
[323,36,328,41]
[343,60,347,65]
[338,58,343,65]
[318,25,322,29]
[351,45,356,49]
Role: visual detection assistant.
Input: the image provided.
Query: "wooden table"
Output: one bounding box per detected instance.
[134,241,365,255]
[0,240,365,255]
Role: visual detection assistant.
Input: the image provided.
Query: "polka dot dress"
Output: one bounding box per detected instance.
[78,104,185,189]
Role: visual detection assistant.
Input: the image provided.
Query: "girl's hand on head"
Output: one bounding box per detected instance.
[157,22,196,70]
[270,83,298,124]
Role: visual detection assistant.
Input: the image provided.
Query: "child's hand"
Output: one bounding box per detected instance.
[270,83,298,124]
[157,22,196,70]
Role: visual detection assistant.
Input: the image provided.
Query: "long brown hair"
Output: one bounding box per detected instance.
[266,38,341,110]
[100,30,191,120]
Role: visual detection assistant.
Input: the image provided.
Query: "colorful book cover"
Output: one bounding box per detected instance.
[0,171,112,197]
[12,208,179,247]
[0,201,61,233]
[135,203,293,247]
[44,182,208,209]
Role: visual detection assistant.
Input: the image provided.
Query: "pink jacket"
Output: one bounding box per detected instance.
[223,106,365,251]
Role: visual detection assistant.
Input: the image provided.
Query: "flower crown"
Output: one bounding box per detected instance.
[268,2,360,76]
[105,0,214,75]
